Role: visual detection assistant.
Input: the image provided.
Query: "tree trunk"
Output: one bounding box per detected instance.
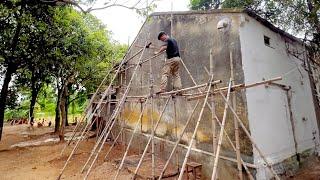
[59,86,67,141]
[65,94,69,126]
[0,8,23,140]
[54,87,62,133]
[29,75,41,124]
[0,66,16,140]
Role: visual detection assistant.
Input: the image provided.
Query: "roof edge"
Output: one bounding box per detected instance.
[150,9,304,45]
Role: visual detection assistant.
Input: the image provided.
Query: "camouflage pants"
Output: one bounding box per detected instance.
[160,57,182,91]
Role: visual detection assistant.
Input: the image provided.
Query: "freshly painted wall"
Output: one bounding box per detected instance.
[239,14,320,178]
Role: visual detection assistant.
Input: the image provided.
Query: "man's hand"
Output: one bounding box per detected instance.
[146,42,152,48]
[154,51,158,55]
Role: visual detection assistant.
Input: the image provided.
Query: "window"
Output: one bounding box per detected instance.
[264,35,271,46]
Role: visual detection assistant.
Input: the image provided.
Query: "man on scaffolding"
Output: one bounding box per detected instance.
[154,31,182,94]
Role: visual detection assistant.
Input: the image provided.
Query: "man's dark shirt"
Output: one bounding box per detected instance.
[164,38,180,59]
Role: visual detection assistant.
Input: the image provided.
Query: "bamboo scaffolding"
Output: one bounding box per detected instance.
[123,128,256,169]
[178,55,255,179]
[207,104,254,180]
[177,76,214,180]
[60,69,113,155]
[132,97,171,179]
[158,100,201,179]
[59,99,111,179]
[56,25,290,180]
[82,43,149,180]
[113,98,150,180]
[204,63,259,179]
[56,46,137,179]
[81,106,120,174]
[103,102,140,160]
[211,80,232,180]
[187,77,282,101]
[229,50,243,180]
[217,90,281,180]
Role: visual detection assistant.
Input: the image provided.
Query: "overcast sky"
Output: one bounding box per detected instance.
[91,0,189,44]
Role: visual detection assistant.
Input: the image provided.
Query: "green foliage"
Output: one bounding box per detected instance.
[222,0,253,8]
[189,0,220,10]
[1,3,127,121]
[188,0,320,56]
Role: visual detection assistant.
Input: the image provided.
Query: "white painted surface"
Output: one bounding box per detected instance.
[239,14,320,178]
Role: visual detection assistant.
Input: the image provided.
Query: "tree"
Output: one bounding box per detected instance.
[189,0,320,60]
[0,0,55,140]
[189,0,222,10]
[40,0,158,14]
[48,7,124,141]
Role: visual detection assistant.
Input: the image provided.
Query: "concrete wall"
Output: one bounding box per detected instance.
[117,11,252,179]
[239,14,320,178]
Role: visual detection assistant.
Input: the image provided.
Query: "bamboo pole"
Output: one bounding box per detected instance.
[177,76,214,180]
[103,102,139,160]
[82,43,149,179]
[120,51,165,72]
[81,42,146,179]
[209,49,217,165]
[218,90,281,180]
[113,98,150,180]
[211,80,232,180]
[148,39,156,179]
[229,49,243,180]
[173,97,179,173]
[132,97,171,179]
[139,51,143,156]
[180,58,201,90]
[158,100,201,179]
[187,77,282,101]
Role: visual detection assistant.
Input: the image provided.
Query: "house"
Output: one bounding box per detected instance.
[95,9,320,179]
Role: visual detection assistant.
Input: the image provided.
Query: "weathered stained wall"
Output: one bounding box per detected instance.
[116,11,252,179]
[239,14,320,179]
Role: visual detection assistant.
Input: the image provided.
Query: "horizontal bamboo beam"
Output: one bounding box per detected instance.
[119,51,165,72]
[135,44,186,52]
[187,77,282,101]
[122,128,256,169]
[159,80,222,96]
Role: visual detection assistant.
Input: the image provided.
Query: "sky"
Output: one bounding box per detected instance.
[90,0,189,44]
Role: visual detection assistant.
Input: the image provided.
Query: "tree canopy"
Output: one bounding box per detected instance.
[189,0,320,57]
[0,1,127,140]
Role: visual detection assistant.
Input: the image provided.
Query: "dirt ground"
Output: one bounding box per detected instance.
[0,123,132,180]
[0,123,320,180]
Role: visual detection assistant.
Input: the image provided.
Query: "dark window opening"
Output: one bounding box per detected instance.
[264,35,271,46]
